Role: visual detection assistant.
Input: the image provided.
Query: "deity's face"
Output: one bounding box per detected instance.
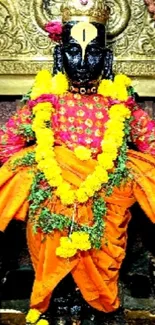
[62,21,106,92]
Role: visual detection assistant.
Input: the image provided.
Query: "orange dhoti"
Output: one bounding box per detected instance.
[0,146,155,313]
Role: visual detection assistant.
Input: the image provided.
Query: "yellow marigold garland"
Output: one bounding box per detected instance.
[31,69,69,100]
[98,74,132,101]
[56,231,91,258]
[51,72,69,95]
[74,145,92,161]
[31,70,131,206]
[26,309,41,323]
[30,70,53,100]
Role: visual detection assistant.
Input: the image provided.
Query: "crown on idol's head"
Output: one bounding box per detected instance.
[61,0,109,25]
[44,0,109,43]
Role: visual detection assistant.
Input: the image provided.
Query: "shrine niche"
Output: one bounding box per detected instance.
[1,1,155,323]
[0,0,155,95]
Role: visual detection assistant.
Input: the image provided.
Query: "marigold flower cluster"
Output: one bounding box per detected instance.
[51,72,69,95]
[30,70,53,100]
[36,320,49,325]
[30,70,69,100]
[26,308,41,323]
[31,70,131,205]
[98,74,132,101]
[56,231,91,258]
[32,102,63,188]
[97,103,131,172]
[74,145,92,160]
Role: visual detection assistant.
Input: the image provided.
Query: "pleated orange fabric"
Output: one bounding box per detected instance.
[128,150,155,223]
[0,146,35,231]
[0,146,155,313]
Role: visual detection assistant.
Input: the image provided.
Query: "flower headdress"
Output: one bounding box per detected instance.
[44,21,63,43]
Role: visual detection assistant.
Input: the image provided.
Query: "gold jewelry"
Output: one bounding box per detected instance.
[61,0,109,25]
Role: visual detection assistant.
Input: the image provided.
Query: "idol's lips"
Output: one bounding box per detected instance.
[77,69,87,73]
[76,73,89,79]
[72,74,91,83]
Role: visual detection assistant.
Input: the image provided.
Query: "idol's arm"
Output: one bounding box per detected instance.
[130,107,155,155]
[0,105,35,164]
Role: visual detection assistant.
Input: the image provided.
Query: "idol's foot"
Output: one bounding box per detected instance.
[26,309,49,325]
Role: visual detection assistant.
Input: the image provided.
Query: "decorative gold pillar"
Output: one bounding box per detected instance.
[0,0,155,96]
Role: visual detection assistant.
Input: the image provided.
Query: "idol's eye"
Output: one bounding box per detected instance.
[68,46,80,55]
[87,46,101,56]
[64,44,81,56]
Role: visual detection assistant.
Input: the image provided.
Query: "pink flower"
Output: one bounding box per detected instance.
[145,0,155,19]
[147,120,155,131]
[44,21,63,42]
[125,97,136,108]
[109,98,120,106]
[80,0,88,4]
[6,118,16,128]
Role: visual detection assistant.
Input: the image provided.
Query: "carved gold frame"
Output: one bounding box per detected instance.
[0,0,155,96]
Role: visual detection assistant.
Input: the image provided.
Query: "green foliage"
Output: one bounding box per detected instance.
[128,86,135,97]
[11,151,36,170]
[85,196,106,249]
[32,194,106,249]
[20,88,32,104]
[32,208,72,234]
[29,172,52,218]
[19,124,35,141]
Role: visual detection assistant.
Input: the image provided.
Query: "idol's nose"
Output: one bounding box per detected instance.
[80,56,86,68]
